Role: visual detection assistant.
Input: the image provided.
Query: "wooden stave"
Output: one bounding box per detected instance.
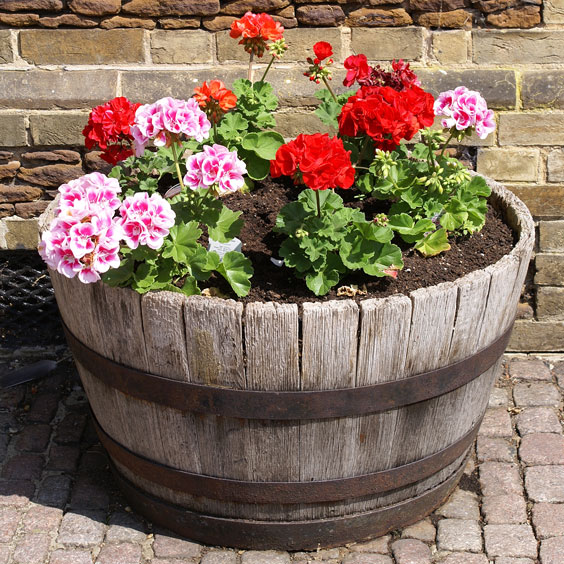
[48,179,534,540]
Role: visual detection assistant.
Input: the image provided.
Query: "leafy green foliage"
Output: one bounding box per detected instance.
[275,189,403,296]
[314,89,355,130]
[359,130,491,256]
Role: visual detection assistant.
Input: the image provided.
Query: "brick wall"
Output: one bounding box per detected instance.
[0,1,563,351]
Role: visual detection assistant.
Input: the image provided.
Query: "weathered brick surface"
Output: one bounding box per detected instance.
[509,359,552,381]
[100,16,156,29]
[480,462,523,497]
[477,436,516,462]
[0,31,13,64]
[2,0,63,10]
[537,287,564,320]
[436,489,480,520]
[96,543,142,564]
[296,4,345,26]
[0,507,20,542]
[522,71,564,110]
[342,555,393,564]
[38,14,97,27]
[416,9,473,29]
[50,549,93,564]
[0,71,118,110]
[151,30,213,63]
[499,113,564,146]
[440,555,489,564]
[57,511,106,547]
[473,30,564,64]
[520,433,564,465]
[349,536,390,553]
[68,0,121,16]
[0,115,27,147]
[544,0,564,23]
[12,533,51,564]
[0,185,42,203]
[240,551,290,564]
[506,186,564,221]
[121,0,220,17]
[536,254,564,287]
[431,30,468,63]
[479,408,513,437]
[153,534,203,559]
[20,29,145,64]
[487,5,541,28]
[417,69,516,109]
[351,27,424,61]
[345,7,412,27]
[391,539,431,562]
[539,221,564,252]
[476,148,538,181]
[400,519,435,542]
[22,505,62,533]
[201,552,238,564]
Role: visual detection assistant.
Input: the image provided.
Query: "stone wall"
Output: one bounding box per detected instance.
[1,1,564,352]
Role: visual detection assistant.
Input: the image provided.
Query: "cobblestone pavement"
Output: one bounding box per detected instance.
[1,348,563,564]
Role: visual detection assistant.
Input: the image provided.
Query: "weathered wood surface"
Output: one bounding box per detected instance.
[49,179,535,526]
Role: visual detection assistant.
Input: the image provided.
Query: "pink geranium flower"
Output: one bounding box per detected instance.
[118,192,176,250]
[184,144,247,194]
[131,97,211,156]
[434,86,496,139]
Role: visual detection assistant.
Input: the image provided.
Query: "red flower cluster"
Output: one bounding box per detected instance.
[270,133,355,191]
[193,80,237,124]
[338,85,435,151]
[343,56,420,91]
[82,97,140,165]
[304,41,334,84]
[313,41,333,63]
[229,11,284,57]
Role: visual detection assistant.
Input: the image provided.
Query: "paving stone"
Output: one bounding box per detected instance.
[482,494,528,524]
[477,437,517,463]
[96,542,142,564]
[440,554,489,564]
[0,507,20,542]
[2,453,44,480]
[484,524,537,558]
[70,479,110,510]
[153,534,203,559]
[36,475,71,508]
[532,502,564,538]
[50,549,94,564]
[516,408,562,435]
[342,555,393,564]
[435,489,481,520]
[391,538,432,563]
[349,536,390,553]
[201,551,238,564]
[514,382,561,407]
[540,536,564,563]
[400,519,436,542]
[509,359,552,381]
[525,466,564,502]
[520,433,564,465]
[58,511,106,547]
[0,545,10,564]
[495,559,535,564]
[22,505,62,533]
[46,444,80,472]
[0,480,35,507]
[480,462,523,497]
[28,393,59,423]
[15,424,51,452]
[489,388,511,407]
[478,408,513,437]
[12,533,51,564]
[437,519,483,552]
[55,412,87,444]
[105,511,146,543]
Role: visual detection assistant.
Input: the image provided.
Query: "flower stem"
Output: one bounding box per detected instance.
[260,55,275,83]
[356,136,373,166]
[213,121,218,142]
[248,51,255,83]
[170,140,186,192]
[322,76,338,103]
[423,133,436,173]
[439,130,456,160]
[315,189,322,218]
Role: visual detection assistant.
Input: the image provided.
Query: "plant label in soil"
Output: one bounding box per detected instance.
[208,237,242,260]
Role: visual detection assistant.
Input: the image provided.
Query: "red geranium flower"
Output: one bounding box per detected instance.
[313,41,333,61]
[338,85,434,151]
[193,80,237,124]
[82,97,140,165]
[230,11,284,57]
[343,54,371,88]
[270,133,355,191]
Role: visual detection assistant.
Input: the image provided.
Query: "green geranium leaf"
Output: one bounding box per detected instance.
[162,221,201,263]
[440,198,468,231]
[217,112,249,140]
[242,131,285,160]
[275,200,310,236]
[102,257,134,286]
[298,188,343,213]
[414,228,451,257]
[362,243,404,276]
[239,148,270,180]
[305,253,344,296]
[180,276,200,296]
[466,175,491,197]
[279,237,316,273]
[216,251,253,297]
[208,206,244,243]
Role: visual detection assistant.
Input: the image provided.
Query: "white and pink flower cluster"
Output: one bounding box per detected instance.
[434,86,496,140]
[39,172,175,284]
[131,97,211,156]
[184,144,247,194]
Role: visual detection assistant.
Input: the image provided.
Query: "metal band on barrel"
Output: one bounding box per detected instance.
[64,321,512,420]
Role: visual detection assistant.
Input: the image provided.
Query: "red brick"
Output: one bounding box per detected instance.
[516,407,562,435]
[480,462,523,497]
[513,382,561,407]
[479,408,513,437]
[482,494,528,524]
[477,437,516,462]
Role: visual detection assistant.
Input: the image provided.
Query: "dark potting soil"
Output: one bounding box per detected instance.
[207,176,516,304]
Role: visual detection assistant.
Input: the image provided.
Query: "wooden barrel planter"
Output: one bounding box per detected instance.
[46,177,534,551]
